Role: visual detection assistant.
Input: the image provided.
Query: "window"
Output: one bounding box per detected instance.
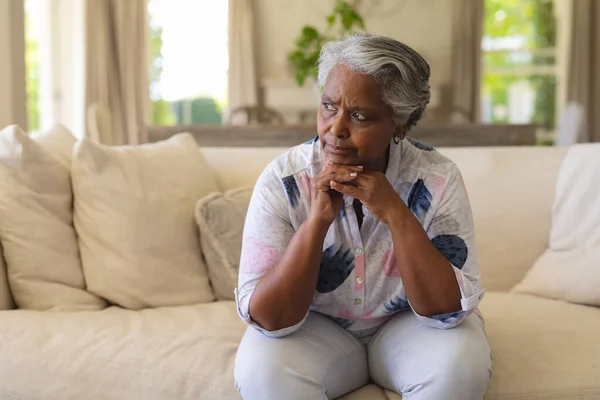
[148,0,228,126]
[25,0,43,132]
[481,0,557,141]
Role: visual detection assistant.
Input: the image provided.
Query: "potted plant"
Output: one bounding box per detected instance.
[287,0,366,87]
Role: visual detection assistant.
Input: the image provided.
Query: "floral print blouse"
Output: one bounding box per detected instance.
[235,136,486,338]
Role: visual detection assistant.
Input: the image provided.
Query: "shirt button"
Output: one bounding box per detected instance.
[354,298,362,305]
[355,247,363,254]
[356,276,364,284]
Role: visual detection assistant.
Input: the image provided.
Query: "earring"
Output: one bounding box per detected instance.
[393,135,401,145]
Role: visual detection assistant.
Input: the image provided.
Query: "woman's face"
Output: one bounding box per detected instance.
[317,64,401,169]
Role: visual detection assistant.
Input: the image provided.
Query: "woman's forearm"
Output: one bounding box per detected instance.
[248,218,329,331]
[388,204,462,316]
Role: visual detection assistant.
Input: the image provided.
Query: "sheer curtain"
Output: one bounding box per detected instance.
[85,0,149,145]
[450,0,484,123]
[565,0,600,142]
[227,0,259,125]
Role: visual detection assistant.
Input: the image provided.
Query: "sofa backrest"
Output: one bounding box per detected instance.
[200,145,568,293]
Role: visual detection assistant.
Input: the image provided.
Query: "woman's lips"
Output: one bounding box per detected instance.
[326,144,354,155]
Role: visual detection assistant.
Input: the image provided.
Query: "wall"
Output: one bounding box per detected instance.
[0,0,27,129]
[254,0,453,87]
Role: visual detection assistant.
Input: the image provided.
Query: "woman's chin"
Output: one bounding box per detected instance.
[323,151,358,166]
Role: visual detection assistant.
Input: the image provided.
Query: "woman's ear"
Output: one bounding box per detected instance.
[394,124,407,140]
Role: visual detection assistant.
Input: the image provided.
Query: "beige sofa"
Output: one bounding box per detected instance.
[1,143,599,400]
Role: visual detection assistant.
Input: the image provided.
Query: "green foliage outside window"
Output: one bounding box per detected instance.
[25,11,40,132]
[483,0,557,129]
[148,10,223,126]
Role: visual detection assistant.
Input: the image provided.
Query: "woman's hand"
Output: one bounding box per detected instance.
[330,170,405,224]
[309,161,362,228]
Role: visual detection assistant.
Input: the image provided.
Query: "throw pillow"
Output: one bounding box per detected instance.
[0,125,107,310]
[72,133,220,309]
[513,143,600,306]
[195,187,253,300]
[0,243,14,310]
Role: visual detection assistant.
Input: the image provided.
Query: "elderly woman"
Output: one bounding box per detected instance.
[233,33,491,400]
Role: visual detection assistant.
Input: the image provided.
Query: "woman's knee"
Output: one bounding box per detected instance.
[234,329,327,400]
[434,342,492,388]
[420,329,492,398]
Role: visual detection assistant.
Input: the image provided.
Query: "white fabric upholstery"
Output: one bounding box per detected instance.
[480,293,600,400]
[195,187,253,300]
[0,293,598,400]
[0,244,13,310]
[200,147,288,191]
[0,302,245,400]
[441,146,567,292]
[0,125,106,310]
[514,144,600,306]
[72,133,219,309]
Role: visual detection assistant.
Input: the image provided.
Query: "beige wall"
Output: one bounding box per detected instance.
[0,0,27,129]
[254,0,453,87]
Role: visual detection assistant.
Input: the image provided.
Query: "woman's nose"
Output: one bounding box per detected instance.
[330,115,350,139]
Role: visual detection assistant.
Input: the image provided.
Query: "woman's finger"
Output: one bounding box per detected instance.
[314,170,358,190]
[329,180,366,200]
[323,160,363,173]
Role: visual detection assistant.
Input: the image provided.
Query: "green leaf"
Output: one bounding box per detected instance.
[301,26,319,40]
[327,14,336,26]
[287,50,306,66]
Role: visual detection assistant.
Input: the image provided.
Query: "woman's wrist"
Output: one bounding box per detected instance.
[306,215,332,238]
[386,199,414,230]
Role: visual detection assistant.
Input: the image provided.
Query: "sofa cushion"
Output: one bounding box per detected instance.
[0,293,597,400]
[0,243,13,310]
[72,133,219,309]
[195,187,253,300]
[0,125,106,310]
[0,302,245,400]
[479,292,600,399]
[513,144,600,307]
[440,146,567,292]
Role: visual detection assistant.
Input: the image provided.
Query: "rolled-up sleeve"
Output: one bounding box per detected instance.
[235,164,306,338]
[413,166,486,329]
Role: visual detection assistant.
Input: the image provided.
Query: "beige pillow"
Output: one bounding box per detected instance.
[0,125,106,310]
[72,133,220,309]
[195,187,253,300]
[0,243,14,310]
[513,144,600,306]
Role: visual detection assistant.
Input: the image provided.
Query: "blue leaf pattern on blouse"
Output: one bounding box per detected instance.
[384,295,410,314]
[282,175,300,208]
[407,137,435,151]
[317,245,355,293]
[339,206,347,220]
[431,234,469,269]
[407,179,432,220]
[429,310,466,323]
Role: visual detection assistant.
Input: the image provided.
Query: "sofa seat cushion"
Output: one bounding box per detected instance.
[0,302,245,400]
[0,293,598,400]
[479,292,600,400]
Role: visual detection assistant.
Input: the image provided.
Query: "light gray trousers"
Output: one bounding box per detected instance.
[234,311,491,400]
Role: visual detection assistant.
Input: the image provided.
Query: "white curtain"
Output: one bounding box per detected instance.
[85,0,149,145]
[227,0,258,125]
[565,0,600,142]
[450,0,484,123]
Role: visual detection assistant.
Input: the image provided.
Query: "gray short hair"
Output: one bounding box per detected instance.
[318,33,430,131]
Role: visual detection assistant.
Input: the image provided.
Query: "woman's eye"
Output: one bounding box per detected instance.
[353,112,367,121]
[323,103,336,112]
